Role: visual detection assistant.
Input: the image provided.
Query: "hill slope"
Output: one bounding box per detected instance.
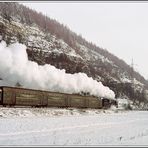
[0,2,148,107]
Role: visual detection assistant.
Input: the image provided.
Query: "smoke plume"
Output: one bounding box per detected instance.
[0,41,115,99]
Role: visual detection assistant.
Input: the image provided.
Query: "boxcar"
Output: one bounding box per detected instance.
[0,86,114,109]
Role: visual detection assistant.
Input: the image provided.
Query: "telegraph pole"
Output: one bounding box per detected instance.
[131,58,134,85]
[131,58,135,104]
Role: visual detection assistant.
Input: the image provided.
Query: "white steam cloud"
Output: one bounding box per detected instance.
[0,41,115,99]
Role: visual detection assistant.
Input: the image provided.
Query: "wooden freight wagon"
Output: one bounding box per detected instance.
[0,86,110,109]
[0,86,67,107]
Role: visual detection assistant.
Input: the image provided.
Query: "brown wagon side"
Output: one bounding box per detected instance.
[0,86,114,109]
[2,87,41,107]
[46,92,67,108]
[87,96,102,109]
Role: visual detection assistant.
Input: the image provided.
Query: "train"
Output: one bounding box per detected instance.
[0,86,118,109]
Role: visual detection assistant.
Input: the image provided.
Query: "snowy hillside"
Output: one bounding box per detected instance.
[0,2,148,107]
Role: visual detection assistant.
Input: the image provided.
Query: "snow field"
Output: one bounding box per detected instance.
[0,108,147,146]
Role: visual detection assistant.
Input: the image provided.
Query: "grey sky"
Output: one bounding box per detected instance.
[21,2,148,80]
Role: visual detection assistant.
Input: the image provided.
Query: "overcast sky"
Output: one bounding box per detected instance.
[21,2,148,80]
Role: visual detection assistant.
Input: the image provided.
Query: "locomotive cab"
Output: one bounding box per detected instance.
[102,97,110,108]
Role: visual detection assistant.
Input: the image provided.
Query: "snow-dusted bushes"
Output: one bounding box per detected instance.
[117,98,132,110]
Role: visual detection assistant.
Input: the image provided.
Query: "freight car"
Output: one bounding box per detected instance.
[0,86,117,109]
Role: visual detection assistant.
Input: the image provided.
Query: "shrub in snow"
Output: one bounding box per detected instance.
[117,98,132,110]
[110,105,118,113]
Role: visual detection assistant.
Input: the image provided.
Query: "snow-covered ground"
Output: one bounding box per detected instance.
[0,107,148,146]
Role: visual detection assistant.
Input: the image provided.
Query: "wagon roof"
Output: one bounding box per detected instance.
[0,86,101,98]
[0,85,69,95]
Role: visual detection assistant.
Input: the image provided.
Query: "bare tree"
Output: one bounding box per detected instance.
[0,2,17,22]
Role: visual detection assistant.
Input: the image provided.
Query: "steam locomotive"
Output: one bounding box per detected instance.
[0,86,117,109]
